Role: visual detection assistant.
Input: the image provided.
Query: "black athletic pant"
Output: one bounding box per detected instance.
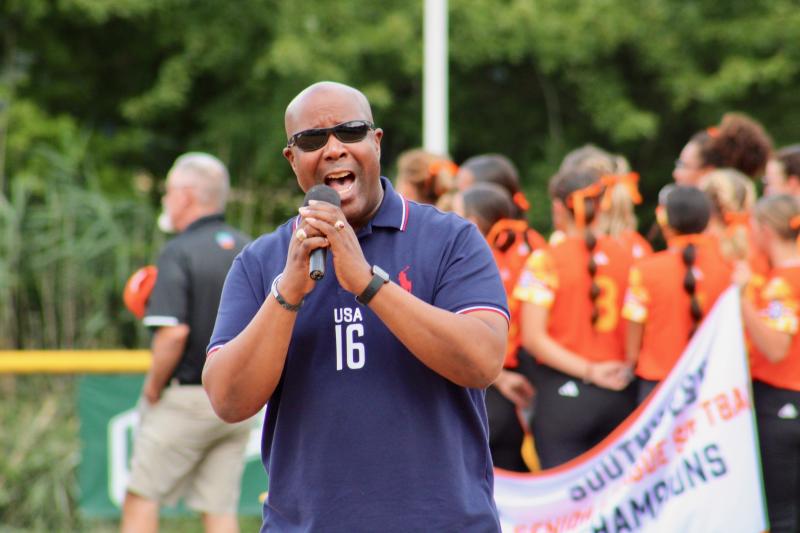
[486,350,536,472]
[752,380,800,533]
[529,361,636,470]
[636,378,659,405]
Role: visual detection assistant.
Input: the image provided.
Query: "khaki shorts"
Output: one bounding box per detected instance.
[127,384,252,514]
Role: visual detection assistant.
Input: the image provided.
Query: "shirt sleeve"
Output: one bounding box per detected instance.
[207,251,265,354]
[143,244,188,328]
[758,276,800,335]
[431,223,509,321]
[622,266,649,323]
[513,249,558,309]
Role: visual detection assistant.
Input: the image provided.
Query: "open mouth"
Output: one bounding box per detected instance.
[324,170,356,195]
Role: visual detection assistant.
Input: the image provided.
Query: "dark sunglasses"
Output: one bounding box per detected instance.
[287,120,375,152]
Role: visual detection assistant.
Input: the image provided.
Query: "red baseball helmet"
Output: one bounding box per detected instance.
[123,265,158,319]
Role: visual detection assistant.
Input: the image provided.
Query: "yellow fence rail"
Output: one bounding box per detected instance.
[0,350,151,373]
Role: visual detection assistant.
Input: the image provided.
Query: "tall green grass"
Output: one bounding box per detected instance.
[0,137,158,350]
[0,375,263,531]
[0,130,297,529]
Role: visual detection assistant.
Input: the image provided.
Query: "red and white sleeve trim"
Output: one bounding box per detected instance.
[206,344,226,359]
[456,306,510,324]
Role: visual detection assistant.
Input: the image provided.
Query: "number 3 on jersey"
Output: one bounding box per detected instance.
[594,274,619,332]
[335,324,365,370]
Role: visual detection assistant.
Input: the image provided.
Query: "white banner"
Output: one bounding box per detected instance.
[495,288,768,533]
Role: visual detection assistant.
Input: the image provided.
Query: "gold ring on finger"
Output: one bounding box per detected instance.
[295,228,307,242]
[335,220,346,231]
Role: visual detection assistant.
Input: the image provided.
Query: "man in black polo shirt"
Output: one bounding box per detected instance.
[121,153,251,533]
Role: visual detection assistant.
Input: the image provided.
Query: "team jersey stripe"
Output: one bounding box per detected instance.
[456,305,510,324]
[399,193,409,232]
[142,315,180,327]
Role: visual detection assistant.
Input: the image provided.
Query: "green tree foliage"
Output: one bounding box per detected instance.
[1,1,800,529]
[1,0,800,349]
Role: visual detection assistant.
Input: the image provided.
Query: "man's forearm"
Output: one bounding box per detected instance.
[367,282,507,388]
[147,325,190,392]
[203,297,296,422]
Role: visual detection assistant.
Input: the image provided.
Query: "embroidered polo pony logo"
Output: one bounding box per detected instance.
[398,266,413,293]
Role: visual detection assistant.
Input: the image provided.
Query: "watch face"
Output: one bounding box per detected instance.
[372,265,390,282]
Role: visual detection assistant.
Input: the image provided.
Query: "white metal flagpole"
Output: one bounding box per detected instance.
[423,0,448,155]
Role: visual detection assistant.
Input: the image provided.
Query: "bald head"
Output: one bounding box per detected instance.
[168,152,230,211]
[284,82,373,138]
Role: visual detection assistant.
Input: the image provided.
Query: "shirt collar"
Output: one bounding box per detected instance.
[369,176,409,232]
[185,213,225,233]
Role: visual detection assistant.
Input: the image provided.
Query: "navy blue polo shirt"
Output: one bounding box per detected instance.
[209,178,507,532]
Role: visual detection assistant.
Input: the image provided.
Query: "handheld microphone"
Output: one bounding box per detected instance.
[303,184,342,280]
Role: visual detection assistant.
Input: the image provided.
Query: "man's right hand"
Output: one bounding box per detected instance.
[142,374,163,405]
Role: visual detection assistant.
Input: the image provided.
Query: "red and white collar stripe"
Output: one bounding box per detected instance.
[398,193,409,232]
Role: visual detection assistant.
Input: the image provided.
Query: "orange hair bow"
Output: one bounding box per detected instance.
[512,191,530,212]
[566,182,605,229]
[599,172,643,208]
[486,218,530,251]
[706,126,720,138]
[723,211,750,227]
[428,160,458,178]
[790,215,800,230]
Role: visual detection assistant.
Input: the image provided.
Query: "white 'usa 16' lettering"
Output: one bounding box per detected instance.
[334,307,365,371]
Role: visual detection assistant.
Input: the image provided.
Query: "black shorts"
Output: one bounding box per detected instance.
[486,349,536,472]
[528,361,636,470]
[752,380,800,533]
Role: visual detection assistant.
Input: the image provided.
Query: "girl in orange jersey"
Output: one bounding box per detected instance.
[674,113,773,186]
[514,169,635,469]
[455,153,532,220]
[559,144,652,260]
[393,148,457,206]
[701,169,770,283]
[764,145,800,197]
[454,182,545,472]
[622,186,732,404]
[734,194,800,533]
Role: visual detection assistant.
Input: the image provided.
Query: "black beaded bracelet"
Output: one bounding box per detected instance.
[270,274,303,312]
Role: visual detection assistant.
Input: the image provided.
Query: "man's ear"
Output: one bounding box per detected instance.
[373,128,383,158]
[283,147,296,171]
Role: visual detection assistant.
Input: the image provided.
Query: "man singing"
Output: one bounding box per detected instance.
[203,82,508,531]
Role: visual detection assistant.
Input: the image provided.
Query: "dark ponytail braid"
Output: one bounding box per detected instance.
[663,185,713,338]
[586,228,601,325]
[682,243,703,337]
[550,169,605,329]
[580,193,602,327]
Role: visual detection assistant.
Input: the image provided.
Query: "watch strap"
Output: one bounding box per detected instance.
[356,267,389,305]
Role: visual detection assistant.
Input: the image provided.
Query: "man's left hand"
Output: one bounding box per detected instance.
[299,201,372,295]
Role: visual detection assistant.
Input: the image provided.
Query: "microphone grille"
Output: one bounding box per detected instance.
[304,184,342,207]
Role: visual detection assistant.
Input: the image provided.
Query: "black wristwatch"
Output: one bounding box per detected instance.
[356,265,390,305]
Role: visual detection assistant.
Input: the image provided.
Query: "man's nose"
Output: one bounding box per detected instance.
[321,133,348,160]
